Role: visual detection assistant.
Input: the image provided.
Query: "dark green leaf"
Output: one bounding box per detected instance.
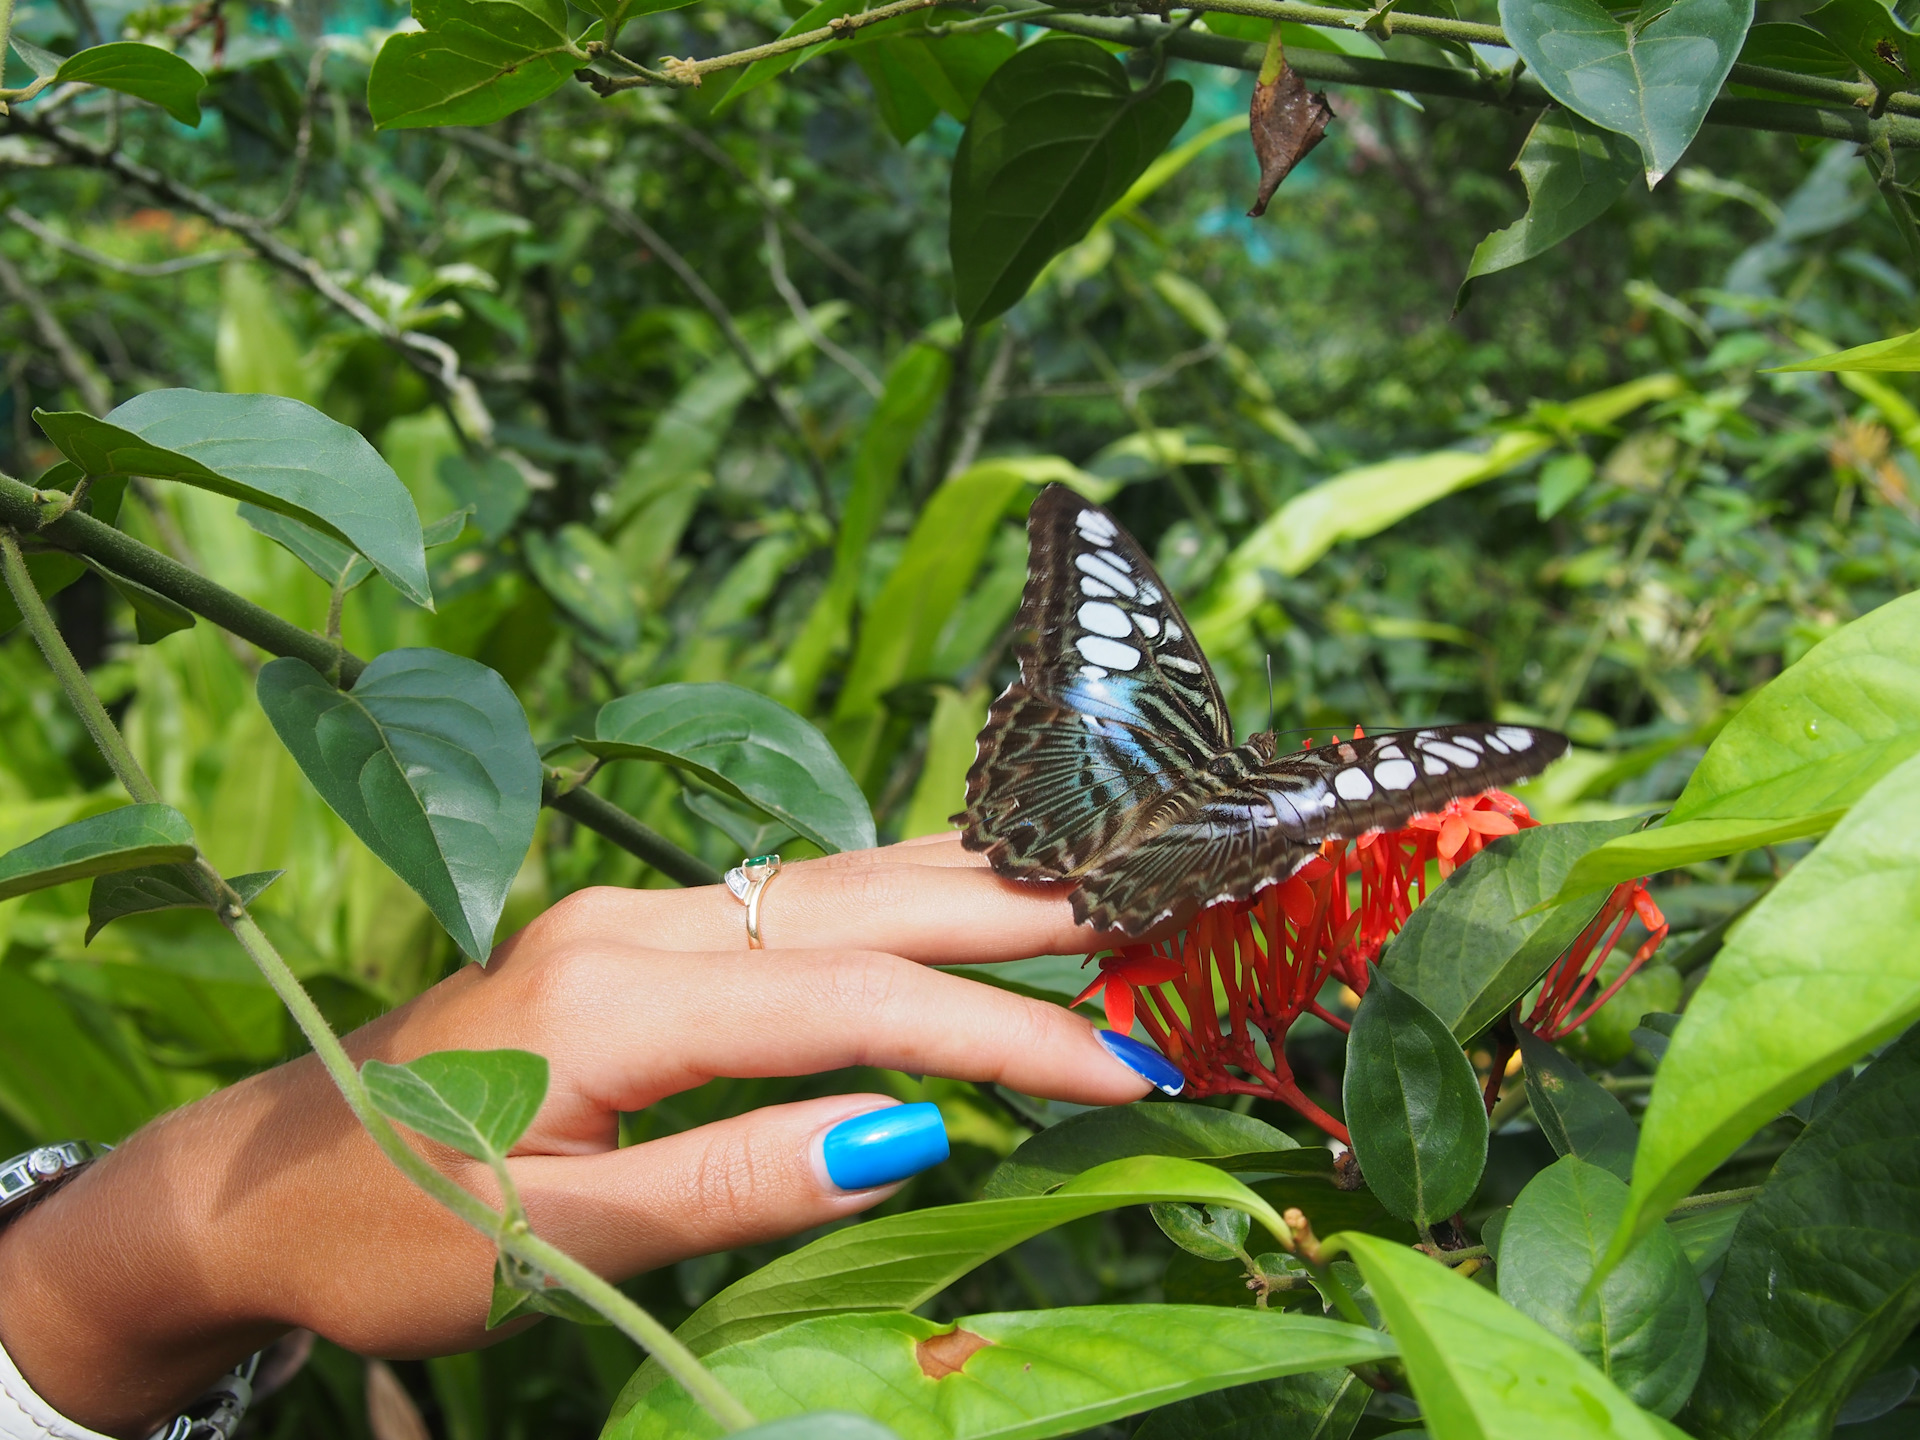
[1131,1369,1371,1440]
[0,804,197,900]
[1805,0,1918,94]
[36,391,432,607]
[1517,1027,1638,1183]
[363,1048,549,1163]
[55,42,206,126]
[1688,1028,1920,1440]
[610,1306,1396,1440]
[0,967,160,1142]
[242,501,468,598]
[716,0,860,113]
[491,1251,611,1328]
[1498,0,1753,184]
[257,649,542,961]
[1343,968,1488,1224]
[950,39,1191,325]
[1538,451,1597,519]
[88,561,196,643]
[982,1103,1301,1198]
[587,683,875,854]
[1499,1157,1706,1417]
[86,865,281,943]
[439,453,530,543]
[367,0,591,129]
[524,523,640,650]
[1606,750,1920,1274]
[1380,817,1641,1040]
[1153,1202,1251,1261]
[1734,22,1855,85]
[1334,1231,1678,1438]
[612,1157,1295,1416]
[1667,1202,1746,1281]
[681,789,797,857]
[1458,108,1639,308]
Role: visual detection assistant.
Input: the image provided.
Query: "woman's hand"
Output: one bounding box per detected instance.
[0,835,1177,1438]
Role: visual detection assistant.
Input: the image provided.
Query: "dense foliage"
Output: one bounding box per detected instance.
[1,0,1918,1431]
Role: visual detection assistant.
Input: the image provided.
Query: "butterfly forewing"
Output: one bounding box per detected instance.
[961,486,1229,878]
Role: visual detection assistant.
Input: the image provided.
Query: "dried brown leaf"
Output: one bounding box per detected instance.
[366,1358,432,1440]
[1249,65,1334,217]
[916,1327,994,1379]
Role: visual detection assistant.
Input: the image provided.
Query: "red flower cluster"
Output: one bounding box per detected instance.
[1073,781,1666,1140]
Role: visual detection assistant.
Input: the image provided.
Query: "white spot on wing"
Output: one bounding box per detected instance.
[1134,613,1161,639]
[1484,734,1511,755]
[1497,726,1536,750]
[1424,755,1448,775]
[1334,768,1374,801]
[1137,583,1163,605]
[1079,577,1117,598]
[1077,635,1142,670]
[1376,744,1404,761]
[1079,665,1109,681]
[1076,509,1118,543]
[1162,656,1204,674]
[1095,549,1132,572]
[1454,735,1484,752]
[1423,740,1480,768]
[1075,553,1137,597]
[1164,623,1183,642]
[1078,600,1132,638]
[1376,758,1417,791]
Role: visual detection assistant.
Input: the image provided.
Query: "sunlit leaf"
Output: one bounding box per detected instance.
[55,42,205,126]
[363,1048,549,1163]
[0,805,197,901]
[368,0,591,129]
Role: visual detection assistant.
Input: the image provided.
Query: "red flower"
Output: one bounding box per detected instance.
[1077,781,1668,1140]
[1524,881,1669,1040]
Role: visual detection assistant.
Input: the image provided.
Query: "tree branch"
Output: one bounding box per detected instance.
[0,248,110,413]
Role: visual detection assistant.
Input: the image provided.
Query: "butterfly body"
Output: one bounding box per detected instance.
[959,484,1568,935]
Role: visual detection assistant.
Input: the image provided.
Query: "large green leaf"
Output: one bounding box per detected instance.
[609,1306,1395,1440]
[1380,817,1641,1041]
[86,865,281,943]
[1774,328,1920,373]
[240,502,469,599]
[367,0,590,129]
[1457,107,1639,309]
[1343,969,1487,1225]
[257,649,542,962]
[716,0,860,111]
[1604,750,1920,1273]
[55,42,206,126]
[1131,1370,1371,1440]
[586,683,875,854]
[0,805,197,901]
[612,1157,1296,1416]
[1333,1231,1676,1439]
[363,1048,549,1164]
[1517,1027,1638,1183]
[1499,1157,1705,1417]
[524,523,640,650]
[36,391,431,608]
[849,22,1018,142]
[1687,1027,1920,1440]
[982,1104,1301,1198]
[0,967,161,1143]
[1804,0,1919,95]
[1498,0,1754,185]
[949,39,1190,326]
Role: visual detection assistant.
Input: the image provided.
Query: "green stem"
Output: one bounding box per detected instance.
[1668,1185,1762,1213]
[1,529,160,804]
[545,781,723,888]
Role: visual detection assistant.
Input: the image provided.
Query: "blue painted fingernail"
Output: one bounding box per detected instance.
[820,1103,949,1191]
[1097,1030,1185,1096]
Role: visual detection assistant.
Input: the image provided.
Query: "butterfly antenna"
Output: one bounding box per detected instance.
[1265,654,1275,734]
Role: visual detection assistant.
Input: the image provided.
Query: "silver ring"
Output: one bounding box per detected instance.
[724,854,783,950]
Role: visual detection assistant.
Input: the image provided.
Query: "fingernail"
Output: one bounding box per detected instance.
[1096,1030,1185,1096]
[818,1102,949,1192]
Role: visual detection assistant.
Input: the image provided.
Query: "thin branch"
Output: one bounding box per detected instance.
[764,214,882,397]
[445,127,838,520]
[262,46,329,229]
[0,249,110,413]
[7,206,251,276]
[946,325,1015,478]
[607,0,954,89]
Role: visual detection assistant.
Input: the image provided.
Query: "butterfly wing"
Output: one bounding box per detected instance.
[960,485,1229,880]
[1071,722,1569,933]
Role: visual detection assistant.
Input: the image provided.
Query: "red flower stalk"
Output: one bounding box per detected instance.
[1523,881,1669,1040]
[1074,783,1670,1140]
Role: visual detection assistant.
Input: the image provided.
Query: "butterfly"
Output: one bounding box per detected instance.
[958,484,1568,935]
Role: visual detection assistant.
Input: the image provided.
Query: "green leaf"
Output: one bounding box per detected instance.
[491,1251,611,1328]
[950,39,1191,326]
[1773,328,1920,372]
[1553,590,1920,902]
[730,1418,903,1440]
[1497,0,1753,185]
[367,0,591,129]
[0,805,197,900]
[88,561,197,644]
[1667,1202,1746,1281]
[1733,22,1856,87]
[609,1305,1396,1440]
[524,523,640,650]
[1688,1028,1920,1439]
[440,453,530,543]
[586,683,875,854]
[11,36,66,78]
[257,649,542,962]
[1804,0,1918,95]
[54,42,206,126]
[1343,968,1488,1225]
[1380,817,1642,1041]
[1458,108,1639,309]
[612,1156,1298,1416]
[981,1103,1300,1198]
[242,501,470,598]
[1332,1230,1675,1439]
[1131,1370,1372,1440]
[1499,1157,1705,1417]
[0,966,160,1143]
[717,0,860,113]
[363,1048,549,1163]
[86,865,281,943]
[36,391,432,608]
[1152,1202,1252,1261]
[1604,750,1920,1275]
[1517,1027,1638,1183]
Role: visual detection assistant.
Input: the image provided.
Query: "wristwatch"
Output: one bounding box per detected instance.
[0,1141,107,1226]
